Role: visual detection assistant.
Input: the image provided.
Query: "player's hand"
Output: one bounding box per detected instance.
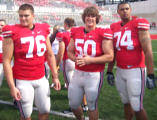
[52,78,61,91]
[146,74,156,89]
[76,55,91,67]
[106,72,114,86]
[10,87,21,101]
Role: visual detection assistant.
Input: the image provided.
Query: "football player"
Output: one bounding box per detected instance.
[55,17,75,114]
[68,6,114,120]
[2,4,61,120]
[0,19,5,87]
[107,2,155,120]
[55,17,75,88]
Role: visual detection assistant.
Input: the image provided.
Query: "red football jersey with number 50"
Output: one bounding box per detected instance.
[110,17,149,69]
[2,23,50,80]
[71,26,113,72]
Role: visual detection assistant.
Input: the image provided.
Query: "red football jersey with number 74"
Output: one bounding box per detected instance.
[110,16,149,69]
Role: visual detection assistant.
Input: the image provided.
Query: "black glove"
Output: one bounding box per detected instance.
[106,72,115,86]
[146,74,156,89]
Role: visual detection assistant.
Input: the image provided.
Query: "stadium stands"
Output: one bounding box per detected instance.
[0,0,156,31]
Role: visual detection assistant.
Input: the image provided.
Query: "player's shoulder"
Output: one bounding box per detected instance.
[55,28,65,41]
[56,28,65,35]
[133,16,149,24]
[71,26,84,32]
[133,16,149,29]
[3,24,15,31]
[110,21,121,28]
[35,23,50,29]
[58,28,65,33]
[2,24,20,37]
[96,26,112,34]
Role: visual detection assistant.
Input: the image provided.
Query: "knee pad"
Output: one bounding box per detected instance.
[68,89,82,110]
[130,95,142,112]
[119,92,129,104]
[18,101,33,118]
[38,104,50,114]
[69,101,80,110]
[86,92,97,111]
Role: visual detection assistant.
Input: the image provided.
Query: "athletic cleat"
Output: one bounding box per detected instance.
[64,83,68,89]
[82,105,88,112]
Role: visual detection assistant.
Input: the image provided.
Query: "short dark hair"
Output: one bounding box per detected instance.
[117,2,131,9]
[82,6,100,24]
[18,3,34,13]
[64,17,76,28]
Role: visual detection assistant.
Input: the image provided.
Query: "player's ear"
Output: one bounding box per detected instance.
[130,7,132,12]
[32,13,35,19]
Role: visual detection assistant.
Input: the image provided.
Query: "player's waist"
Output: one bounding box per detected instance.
[117,63,145,69]
[75,64,105,72]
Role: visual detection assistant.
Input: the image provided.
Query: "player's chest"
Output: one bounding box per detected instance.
[74,31,101,47]
[113,25,139,50]
[14,29,47,57]
[14,29,47,46]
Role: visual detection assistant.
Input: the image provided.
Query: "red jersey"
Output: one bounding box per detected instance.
[2,23,50,80]
[110,17,149,69]
[0,35,3,63]
[71,26,113,72]
[56,30,71,61]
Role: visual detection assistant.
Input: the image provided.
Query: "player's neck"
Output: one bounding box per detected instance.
[65,27,70,31]
[28,24,35,30]
[121,17,132,26]
[85,26,95,33]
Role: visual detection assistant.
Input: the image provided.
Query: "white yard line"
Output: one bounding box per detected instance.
[0,100,102,120]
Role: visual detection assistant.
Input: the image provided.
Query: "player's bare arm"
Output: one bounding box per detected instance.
[67,38,76,62]
[56,41,65,67]
[107,50,117,72]
[76,39,114,67]
[45,36,61,90]
[3,37,21,100]
[139,29,154,74]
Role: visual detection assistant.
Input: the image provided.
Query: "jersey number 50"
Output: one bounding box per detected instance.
[75,39,96,57]
[21,35,46,58]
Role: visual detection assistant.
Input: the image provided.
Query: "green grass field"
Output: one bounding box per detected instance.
[0,40,157,120]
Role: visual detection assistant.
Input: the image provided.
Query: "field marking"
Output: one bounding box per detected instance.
[0,100,102,120]
[0,99,76,119]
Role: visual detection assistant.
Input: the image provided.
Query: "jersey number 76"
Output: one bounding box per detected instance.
[21,35,46,58]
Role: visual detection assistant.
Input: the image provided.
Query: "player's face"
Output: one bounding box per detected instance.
[19,9,34,29]
[118,4,131,21]
[85,15,96,29]
[0,21,5,34]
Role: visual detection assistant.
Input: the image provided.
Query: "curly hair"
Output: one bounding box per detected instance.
[82,6,100,24]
